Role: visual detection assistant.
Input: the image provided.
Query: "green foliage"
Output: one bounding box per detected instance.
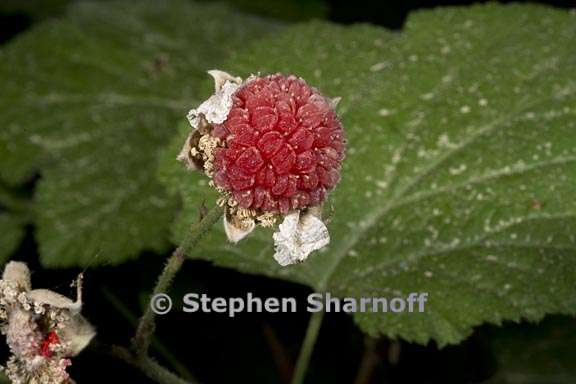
[160,4,576,345]
[0,0,280,266]
[1,0,575,348]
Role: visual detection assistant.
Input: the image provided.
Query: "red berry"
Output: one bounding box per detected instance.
[213,74,345,213]
[40,331,60,357]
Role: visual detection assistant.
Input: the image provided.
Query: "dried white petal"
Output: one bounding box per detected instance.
[28,289,81,313]
[207,69,242,92]
[273,210,330,266]
[223,215,255,243]
[6,309,42,360]
[329,96,342,110]
[176,133,198,170]
[58,315,96,357]
[186,75,241,128]
[2,262,31,291]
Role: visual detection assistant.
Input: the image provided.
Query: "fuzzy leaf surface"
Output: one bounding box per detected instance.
[0,0,279,266]
[161,5,576,345]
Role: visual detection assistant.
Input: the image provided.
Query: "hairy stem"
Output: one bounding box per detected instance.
[290,309,325,384]
[133,248,186,356]
[102,286,194,380]
[132,204,223,356]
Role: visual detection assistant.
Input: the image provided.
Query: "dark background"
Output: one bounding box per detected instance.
[1,1,574,383]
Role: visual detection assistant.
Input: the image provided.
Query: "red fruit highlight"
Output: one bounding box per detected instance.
[40,331,60,357]
[213,74,345,213]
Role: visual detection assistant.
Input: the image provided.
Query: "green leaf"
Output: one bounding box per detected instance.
[160,4,576,345]
[0,0,280,266]
[485,317,576,384]
[159,23,398,286]
[0,213,25,264]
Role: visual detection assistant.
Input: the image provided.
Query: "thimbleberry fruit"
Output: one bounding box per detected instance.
[211,74,345,214]
[180,71,342,263]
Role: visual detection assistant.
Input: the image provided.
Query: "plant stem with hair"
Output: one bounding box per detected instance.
[107,204,224,384]
[290,309,325,384]
[133,204,223,356]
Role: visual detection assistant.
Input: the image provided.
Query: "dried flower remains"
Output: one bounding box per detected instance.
[0,261,95,384]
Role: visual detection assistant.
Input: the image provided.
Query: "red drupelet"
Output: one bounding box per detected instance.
[211,74,345,214]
